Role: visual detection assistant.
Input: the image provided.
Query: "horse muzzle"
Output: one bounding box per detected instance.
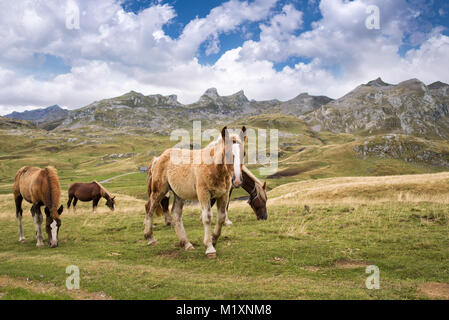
[50,240,58,248]
[232,176,242,188]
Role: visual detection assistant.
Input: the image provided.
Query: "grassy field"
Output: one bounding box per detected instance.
[1,122,449,300]
[0,173,448,300]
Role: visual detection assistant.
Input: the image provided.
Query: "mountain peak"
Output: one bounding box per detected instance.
[428,81,449,90]
[203,88,219,99]
[366,77,391,87]
[397,78,426,91]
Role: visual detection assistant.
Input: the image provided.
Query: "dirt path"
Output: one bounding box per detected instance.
[99,172,139,184]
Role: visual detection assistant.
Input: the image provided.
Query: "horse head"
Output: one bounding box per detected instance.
[221,126,247,188]
[45,205,63,248]
[249,182,268,220]
[106,196,116,211]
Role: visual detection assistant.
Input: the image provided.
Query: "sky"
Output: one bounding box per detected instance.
[0,0,448,114]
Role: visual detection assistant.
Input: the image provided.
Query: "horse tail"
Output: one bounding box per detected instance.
[44,166,61,217]
[146,157,165,217]
[146,157,158,197]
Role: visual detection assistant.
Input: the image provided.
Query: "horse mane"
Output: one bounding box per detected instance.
[93,181,112,200]
[44,166,61,213]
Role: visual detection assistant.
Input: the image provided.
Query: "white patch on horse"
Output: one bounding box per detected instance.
[50,220,58,243]
[232,143,241,181]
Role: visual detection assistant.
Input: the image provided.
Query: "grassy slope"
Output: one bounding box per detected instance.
[1,114,449,300]
[0,173,448,299]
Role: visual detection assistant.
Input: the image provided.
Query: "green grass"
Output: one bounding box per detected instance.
[0,196,448,299]
[1,117,449,300]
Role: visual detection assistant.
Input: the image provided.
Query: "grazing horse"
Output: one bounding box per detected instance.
[148,165,268,226]
[13,166,63,248]
[145,126,247,258]
[212,165,268,224]
[67,181,116,213]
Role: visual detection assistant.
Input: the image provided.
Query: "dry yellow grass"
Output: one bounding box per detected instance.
[268,172,449,205]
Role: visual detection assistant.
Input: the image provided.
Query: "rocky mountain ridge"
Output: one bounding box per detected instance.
[301,78,449,139]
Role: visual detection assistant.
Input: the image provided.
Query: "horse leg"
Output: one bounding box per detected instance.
[161,196,172,226]
[72,197,78,213]
[32,204,44,247]
[198,189,215,258]
[144,189,168,245]
[67,194,73,214]
[92,195,100,213]
[171,194,193,250]
[213,195,229,246]
[15,194,25,243]
[224,188,233,226]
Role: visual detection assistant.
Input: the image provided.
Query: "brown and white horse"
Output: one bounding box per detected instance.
[145,126,247,258]
[67,181,116,213]
[147,165,268,227]
[13,166,63,248]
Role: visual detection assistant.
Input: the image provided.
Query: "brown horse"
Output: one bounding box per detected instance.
[145,126,247,258]
[148,165,268,226]
[67,181,116,213]
[13,166,63,248]
[213,165,268,224]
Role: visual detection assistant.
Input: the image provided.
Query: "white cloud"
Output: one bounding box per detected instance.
[0,0,448,115]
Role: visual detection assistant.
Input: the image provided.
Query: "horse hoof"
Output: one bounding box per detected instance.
[185,243,195,251]
[224,220,233,226]
[36,243,45,248]
[19,238,26,244]
[148,239,158,246]
[206,252,217,259]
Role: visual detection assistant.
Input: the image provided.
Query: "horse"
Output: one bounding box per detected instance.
[147,165,268,227]
[67,181,116,213]
[13,166,64,248]
[212,165,268,224]
[145,126,247,258]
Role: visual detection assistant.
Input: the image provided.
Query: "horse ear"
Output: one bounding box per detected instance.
[263,182,267,190]
[221,126,228,141]
[241,126,247,142]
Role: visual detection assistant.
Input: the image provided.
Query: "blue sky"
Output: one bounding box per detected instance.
[0,0,448,113]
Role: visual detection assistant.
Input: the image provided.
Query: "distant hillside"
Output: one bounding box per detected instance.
[57,89,331,133]
[0,116,35,129]
[302,78,449,139]
[5,105,68,129]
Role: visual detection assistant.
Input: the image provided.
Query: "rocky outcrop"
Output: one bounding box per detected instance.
[302,78,449,139]
[354,134,449,167]
[280,93,333,117]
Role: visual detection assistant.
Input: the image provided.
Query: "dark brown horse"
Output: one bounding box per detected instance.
[147,163,268,227]
[13,166,64,248]
[213,165,268,223]
[67,181,116,213]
